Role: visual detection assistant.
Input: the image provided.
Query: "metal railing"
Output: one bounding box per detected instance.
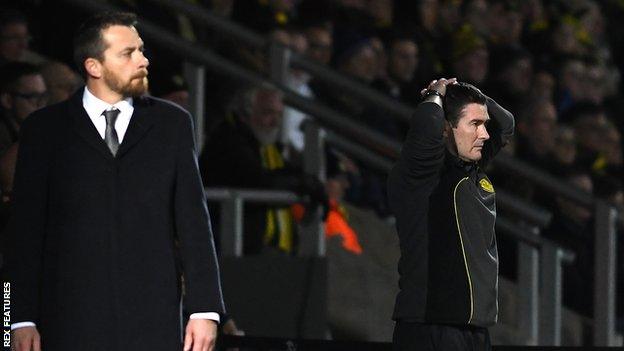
[62,0,620,345]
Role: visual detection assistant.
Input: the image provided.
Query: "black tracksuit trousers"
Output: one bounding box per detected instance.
[393,321,491,351]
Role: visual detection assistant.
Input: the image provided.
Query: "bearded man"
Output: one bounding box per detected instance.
[8,12,225,351]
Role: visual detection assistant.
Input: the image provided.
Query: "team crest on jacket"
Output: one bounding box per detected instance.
[479,178,494,193]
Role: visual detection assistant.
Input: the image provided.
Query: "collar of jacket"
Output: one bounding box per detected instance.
[445,149,477,173]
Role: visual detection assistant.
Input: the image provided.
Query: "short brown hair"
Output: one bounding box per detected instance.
[73,11,137,77]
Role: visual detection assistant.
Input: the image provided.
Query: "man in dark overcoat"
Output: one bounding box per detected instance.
[7,12,225,351]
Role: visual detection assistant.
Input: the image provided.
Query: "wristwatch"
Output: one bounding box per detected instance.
[422,89,443,100]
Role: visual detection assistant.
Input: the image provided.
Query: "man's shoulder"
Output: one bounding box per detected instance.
[24,100,70,129]
[139,96,190,117]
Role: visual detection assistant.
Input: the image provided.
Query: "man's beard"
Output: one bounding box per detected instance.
[251,126,279,145]
[103,67,149,97]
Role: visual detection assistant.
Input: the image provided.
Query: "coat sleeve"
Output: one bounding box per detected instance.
[6,113,51,325]
[479,96,515,167]
[393,101,446,184]
[174,113,226,316]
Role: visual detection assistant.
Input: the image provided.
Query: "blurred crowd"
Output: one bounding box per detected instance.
[1,0,623,329]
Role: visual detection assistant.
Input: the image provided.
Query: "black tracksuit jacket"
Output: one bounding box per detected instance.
[387,97,514,327]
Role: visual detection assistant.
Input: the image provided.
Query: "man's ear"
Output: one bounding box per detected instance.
[84,58,102,79]
[443,120,452,138]
[0,93,12,110]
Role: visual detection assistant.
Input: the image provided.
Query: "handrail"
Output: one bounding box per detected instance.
[496,190,552,228]
[144,0,416,122]
[496,217,574,262]
[290,52,414,121]
[145,0,268,47]
[492,154,595,207]
[205,188,301,204]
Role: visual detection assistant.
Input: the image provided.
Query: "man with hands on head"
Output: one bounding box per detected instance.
[388,78,514,350]
[8,12,224,351]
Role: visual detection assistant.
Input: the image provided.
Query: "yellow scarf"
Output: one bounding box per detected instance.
[260,144,294,252]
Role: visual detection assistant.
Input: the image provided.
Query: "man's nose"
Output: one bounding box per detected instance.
[138,52,149,68]
[479,125,490,140]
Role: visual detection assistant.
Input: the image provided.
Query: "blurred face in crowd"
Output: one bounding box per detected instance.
[341,44,377,83]
[210,0,234,18]
[465,0,488,35]
[581,2,605,43]
[453,47,488,84]
[524,101,557,156]
[604,128,622,166]
[1,73,47,122]
[249,90,284,145]
[369,36,387,80]
[367,0,393,26]
[447,103,490,162]
[418,0,439,31]
[502,57,532,94]
[305,27,332,65]
[553,126,576,165]
[552,22,583,56]
[0,21,29,62]
[557,174,593,224]
[289,32,308,79]
[560,60,585,102]
[388,39,418,83]
[487,3,522,44]
[270,29,290,47]
[574,113,608,153]
[532,71,554,100]
[86,25,149,99]
[584,65,608,104]
[41,62,82,104]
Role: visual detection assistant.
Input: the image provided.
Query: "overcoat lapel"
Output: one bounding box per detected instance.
[68,89,154,160]
[69,89,114,161]
[117,96,154,158]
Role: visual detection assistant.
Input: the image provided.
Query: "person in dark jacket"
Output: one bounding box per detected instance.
[200,84,326,255]
[7,12,224,351]
[388,79,514,350]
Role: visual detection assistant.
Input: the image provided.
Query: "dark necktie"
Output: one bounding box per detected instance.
[102,108,120,156]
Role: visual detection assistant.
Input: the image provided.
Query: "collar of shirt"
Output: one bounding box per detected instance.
[82,86,134,142]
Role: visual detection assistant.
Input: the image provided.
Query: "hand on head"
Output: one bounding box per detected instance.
[420,77,458,97]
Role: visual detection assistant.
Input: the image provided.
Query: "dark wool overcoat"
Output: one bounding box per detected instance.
[7,88,225,350]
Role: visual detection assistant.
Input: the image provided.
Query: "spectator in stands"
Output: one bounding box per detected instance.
[450,24,489,85]
[0,62,46,157]
[369,35,388,82]
[372,32,419,104]
[550,15,588,58]
[0,142,17,204]
[486,0,523,47]
[487,46,533,113]
[0,9,30,65]
[515,97,557,170]
[556,59,586,114]
[552,125,577,167]
[531,70,555,101]
[280,29,314,161]
[334,32,377,85]
[462,0,489,37]
[304,23,333,65]
[39,61,81,104]
[200,84,327,255]
[569,103,611,171]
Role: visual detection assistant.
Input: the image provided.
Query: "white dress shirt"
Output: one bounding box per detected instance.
[11,87,219,331]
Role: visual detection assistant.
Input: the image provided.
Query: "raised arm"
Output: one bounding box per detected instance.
[479,95,515,166]
[394,78,457,183]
